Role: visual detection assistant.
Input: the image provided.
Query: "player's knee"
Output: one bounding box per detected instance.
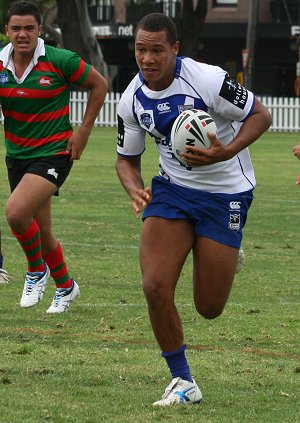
[143,279,171,307]
[5,204,18,226]
[5,203,26,231]
[195,302,224,319]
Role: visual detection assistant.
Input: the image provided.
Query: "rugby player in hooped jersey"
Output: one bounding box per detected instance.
[0,1,108,312]
[116,13,272,406]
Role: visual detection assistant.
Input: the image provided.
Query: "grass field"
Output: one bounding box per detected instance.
[0,128,299,423]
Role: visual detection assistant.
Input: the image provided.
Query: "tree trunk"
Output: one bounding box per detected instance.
[43,5,63,48]
[56,0,109,85]
[180,0,207,60]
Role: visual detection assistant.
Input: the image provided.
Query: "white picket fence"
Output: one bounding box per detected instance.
[69,91,121,127]
[259,96,300,133]
[70,93,300,132]
[1,92,300,132]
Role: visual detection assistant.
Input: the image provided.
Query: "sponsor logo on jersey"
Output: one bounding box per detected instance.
[47,168,58,179]
[229,201,241,210]
[17,90,28,96]
[38,76,53,87]
[157,102,170,113]
[219,74,248,110]
[0,72,9,84]
[117,115,125,148]
[178,104,194,114]
[228,213,240,230]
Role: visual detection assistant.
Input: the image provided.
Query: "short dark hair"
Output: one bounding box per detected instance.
[6,1,41,26]
[135,13,178,45]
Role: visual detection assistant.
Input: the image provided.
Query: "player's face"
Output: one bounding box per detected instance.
[6,15,41,58]
[135,29,179,91]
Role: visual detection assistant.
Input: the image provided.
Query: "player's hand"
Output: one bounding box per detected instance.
[180,132,230,166]
[293,144,300,160]
[131,187,152,219]
[66,132,89,160]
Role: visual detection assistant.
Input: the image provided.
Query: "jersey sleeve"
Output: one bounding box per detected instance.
[52,47,91,85]
[214,70,254,121]
[117,89,146,157]
[193,61,255,122]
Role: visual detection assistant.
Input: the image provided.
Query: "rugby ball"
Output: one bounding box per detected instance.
[171,109,217,164]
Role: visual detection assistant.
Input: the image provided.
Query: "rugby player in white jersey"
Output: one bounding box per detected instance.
[116,13,272,406]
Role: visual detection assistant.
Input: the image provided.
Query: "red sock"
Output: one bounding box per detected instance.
[43,242,72,288]
[11,219,44,273]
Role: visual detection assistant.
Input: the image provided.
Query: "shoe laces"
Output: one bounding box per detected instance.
[52,287,71,306]
[24,273,44,293]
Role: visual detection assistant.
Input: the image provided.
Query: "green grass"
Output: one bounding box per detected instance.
[0,128,299,422]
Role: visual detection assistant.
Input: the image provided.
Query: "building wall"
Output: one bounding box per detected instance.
[206,0,272,23]
[90,0,300,96]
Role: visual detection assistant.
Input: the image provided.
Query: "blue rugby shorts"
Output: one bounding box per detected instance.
[142,176,254,248]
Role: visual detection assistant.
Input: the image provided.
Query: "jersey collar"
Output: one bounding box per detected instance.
[0,37,45,83]
[0,37,45,66]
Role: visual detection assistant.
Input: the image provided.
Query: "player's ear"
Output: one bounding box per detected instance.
[173,41,180,57]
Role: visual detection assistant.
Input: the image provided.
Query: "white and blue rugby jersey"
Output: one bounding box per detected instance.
[117,57,256,194]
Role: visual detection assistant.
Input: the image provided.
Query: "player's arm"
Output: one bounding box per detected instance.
[292,143,300,186]
[292,143,300,159]
[224,97,272,157]
[116,155,151,219]
[66,67,108,160]
[182,98,272,166]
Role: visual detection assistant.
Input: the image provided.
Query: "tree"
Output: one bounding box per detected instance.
[55,0,109,83]
[42,2,63,47]
[0,0,13,43]
[179,0,207,59]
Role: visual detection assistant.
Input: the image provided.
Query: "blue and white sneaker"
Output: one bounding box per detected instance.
[46,280,80,313]
[20,263,50,308]
[153,377,202,406]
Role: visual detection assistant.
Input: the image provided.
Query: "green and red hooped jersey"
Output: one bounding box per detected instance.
[0,45,91,159]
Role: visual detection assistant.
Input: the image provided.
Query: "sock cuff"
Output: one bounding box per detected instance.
[161,344,187,358]
[11,219,39,241]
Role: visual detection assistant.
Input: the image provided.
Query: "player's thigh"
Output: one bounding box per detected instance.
[6,174,57,221]
[192,236,239,318]
[140,217,195,290]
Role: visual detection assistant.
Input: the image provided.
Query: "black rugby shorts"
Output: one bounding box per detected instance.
[6,155,73,195]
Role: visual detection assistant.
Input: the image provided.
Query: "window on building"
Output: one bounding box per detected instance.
[213,0,238,6]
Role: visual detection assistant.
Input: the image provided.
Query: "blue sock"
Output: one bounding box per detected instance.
[162,344,193,382]
[0,254,3,269]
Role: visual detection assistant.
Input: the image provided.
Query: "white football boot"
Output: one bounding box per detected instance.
[20,263,50,308]
[153,377,202,406]
[46,280,80,313]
